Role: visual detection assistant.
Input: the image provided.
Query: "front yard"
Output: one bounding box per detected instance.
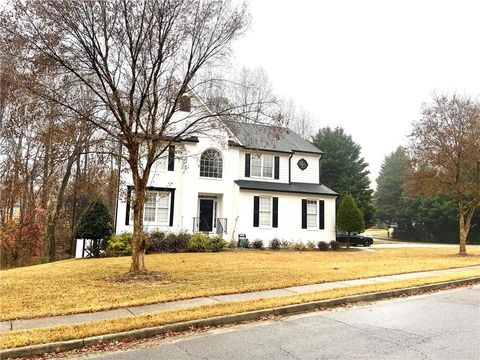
[1,248,480,321]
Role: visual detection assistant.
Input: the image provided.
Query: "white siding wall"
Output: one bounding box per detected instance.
[116,132,242,236]
[235,190,336,244]
[115,128,335,244]
[290,153,320,184]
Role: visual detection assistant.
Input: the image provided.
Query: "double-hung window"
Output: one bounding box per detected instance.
[251,154,274,178]
[142,191,170,224]
[259,197,272,227]
[306,200,318,229]
[144,193,157,222]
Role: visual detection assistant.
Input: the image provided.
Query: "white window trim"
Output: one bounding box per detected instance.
[132,191,171,226]
[259,196,273,228]
[306,199,318,230]
[250,154,274,179]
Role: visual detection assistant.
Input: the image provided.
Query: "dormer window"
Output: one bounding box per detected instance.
[251,154,273,178]
[179,96,191,112]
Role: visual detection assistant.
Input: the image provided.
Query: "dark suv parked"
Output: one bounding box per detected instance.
[336,232,373,247]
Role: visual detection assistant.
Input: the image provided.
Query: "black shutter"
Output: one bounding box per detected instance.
[274,156,280,179]
[125,187,132,225]
[245,153,251,177]
[319,200,325,229]
[301,199,307,229]
[169,190,175,226]
[272,197,278,228]
[253,196,259,227]
[168,145,175,171]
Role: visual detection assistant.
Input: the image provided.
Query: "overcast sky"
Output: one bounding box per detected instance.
[232,0,480,187]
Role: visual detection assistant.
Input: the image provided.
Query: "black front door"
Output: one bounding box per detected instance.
[199,199,214,232]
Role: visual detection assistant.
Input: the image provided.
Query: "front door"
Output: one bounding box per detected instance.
[199,199,214,232]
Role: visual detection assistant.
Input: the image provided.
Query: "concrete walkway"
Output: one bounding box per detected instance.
[1,265,479,333]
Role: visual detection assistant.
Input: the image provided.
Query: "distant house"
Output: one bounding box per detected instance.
[115,97,337,244]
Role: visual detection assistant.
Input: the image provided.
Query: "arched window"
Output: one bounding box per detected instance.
[200,149,223,178]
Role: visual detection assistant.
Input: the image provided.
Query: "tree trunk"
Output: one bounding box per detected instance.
[346,231,351,250]
[458,210,471,256]
[45,154,77,262]
[129,182,147,273]
[47,221,57,261]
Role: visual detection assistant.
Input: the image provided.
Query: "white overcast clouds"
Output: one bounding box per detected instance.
[232,0,480,187]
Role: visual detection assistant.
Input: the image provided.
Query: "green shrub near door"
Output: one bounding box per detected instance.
[188,233,226,252]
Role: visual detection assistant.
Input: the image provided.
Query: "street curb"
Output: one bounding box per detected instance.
[1,276,479,359]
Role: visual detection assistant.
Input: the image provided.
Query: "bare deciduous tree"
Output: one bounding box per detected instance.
[3,0,250,273]
[277,98,314,139]
[200,66,314,139]
[406,94,480,255]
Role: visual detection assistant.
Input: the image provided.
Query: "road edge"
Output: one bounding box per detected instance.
[2,276,479,359]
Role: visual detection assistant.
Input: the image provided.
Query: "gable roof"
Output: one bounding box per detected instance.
[224,121,323,154]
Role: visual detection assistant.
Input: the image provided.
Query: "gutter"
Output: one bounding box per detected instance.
[288,153,293,184]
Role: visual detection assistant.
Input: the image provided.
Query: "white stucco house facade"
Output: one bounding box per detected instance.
[115,100,338,244]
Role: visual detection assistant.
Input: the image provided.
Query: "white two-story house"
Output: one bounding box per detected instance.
[115,100,338,244]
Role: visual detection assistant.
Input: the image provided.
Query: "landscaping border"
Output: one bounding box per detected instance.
[2,276,479,359]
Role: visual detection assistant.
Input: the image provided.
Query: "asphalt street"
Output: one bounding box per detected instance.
[77,285,480,360]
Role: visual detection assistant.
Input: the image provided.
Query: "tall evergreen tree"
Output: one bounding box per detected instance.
[375,146,480,244]
[312,127,375,227]
[375,146,408,228]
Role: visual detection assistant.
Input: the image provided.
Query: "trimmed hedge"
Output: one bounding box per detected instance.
[330,240,341,251]
[107,233,132,256]
[188,233,226,252]
[147,231,190,253]
[252,239,264,249]
[269,238,281,250]
[318,241,329,251]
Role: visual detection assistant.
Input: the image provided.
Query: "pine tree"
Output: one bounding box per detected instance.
[312,127,375,228]
[337,194,365,249]
[375,147,408,228]
[75,200,113,257]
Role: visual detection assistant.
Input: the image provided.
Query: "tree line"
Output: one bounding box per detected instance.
[376,95,480,252]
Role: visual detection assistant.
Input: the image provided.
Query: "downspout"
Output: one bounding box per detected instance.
[288,153,293,184]
[318,155,322,184]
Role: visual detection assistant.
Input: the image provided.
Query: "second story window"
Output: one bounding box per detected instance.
[200,149,223,178]
[251,154,274,178]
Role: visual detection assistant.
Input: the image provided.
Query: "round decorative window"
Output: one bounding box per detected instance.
[297,158,308,171]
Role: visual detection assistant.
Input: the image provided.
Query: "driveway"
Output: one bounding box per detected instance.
[77,285,480,360]
[371,240,479,249]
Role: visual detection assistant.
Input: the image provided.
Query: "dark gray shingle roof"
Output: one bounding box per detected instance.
[235,180,338,196]
[225,121,323,154]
